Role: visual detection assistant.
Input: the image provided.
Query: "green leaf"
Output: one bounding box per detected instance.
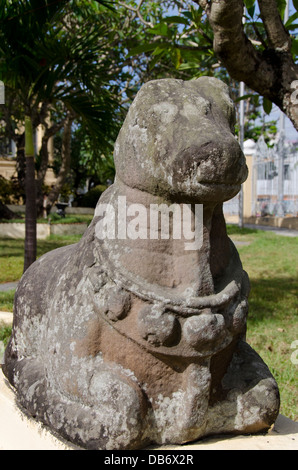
[173,48,182,69]
[181,11,193,20]
[178,62,199,71]
[247,6,256,18]
[235,93,257,102]
[287,23,298,31]
[163,16,189,25]
[291,37,298,57]
[263,98,272,115]
[294,0,298,12]
[25,116,34,157]
[148,23,170,37]
[93,0,116,12]
[126,43,159,57]
[276,0,287,20]
[149,53,164,71]
[244,0,256,9]
[285,12,298,28]
[152,44,169,56]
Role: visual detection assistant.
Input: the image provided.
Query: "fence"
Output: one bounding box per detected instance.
[252,135,298,217]
[223,136,298,222]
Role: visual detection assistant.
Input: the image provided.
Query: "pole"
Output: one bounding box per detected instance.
[238,81,245,228]
[277,0,289,217]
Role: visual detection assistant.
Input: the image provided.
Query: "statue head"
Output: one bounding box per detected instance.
[114,77,248,202]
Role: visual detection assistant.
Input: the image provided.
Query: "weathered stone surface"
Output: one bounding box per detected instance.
[3,77,280,450]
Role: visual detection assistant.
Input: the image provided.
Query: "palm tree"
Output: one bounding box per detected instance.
[0,0,124,271]
[24,116,37,271]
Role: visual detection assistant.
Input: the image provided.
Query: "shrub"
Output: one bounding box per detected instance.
[0,176,23,204]
[76,184,107,208]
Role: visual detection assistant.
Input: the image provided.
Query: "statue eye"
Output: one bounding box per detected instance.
[204,102,211,115]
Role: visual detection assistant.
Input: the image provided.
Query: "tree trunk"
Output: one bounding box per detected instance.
[23,116,37,273]
[35,117,67,218]
[15,132,26,198]
[46,113,73,213]
[195,0,298,131]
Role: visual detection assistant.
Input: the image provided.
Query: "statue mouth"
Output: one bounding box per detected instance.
[188,180,242,199]
[198,180,241,189]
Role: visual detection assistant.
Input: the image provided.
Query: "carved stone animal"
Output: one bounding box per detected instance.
[3,77,280,450]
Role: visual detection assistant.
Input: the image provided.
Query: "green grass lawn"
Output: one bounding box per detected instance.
[227,225,298,421]
[0,226,297,421]
[0,234,82,283]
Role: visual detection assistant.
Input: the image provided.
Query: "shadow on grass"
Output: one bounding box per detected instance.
[0,239,25,258]
[0,290,15,313]
[36,239,78,258]
[248,276,297,324]
[226,224,260,236]
[0,237,80,259]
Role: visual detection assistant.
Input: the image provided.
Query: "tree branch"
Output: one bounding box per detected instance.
[195,0,210,15]
[203,0,265,82]
[252,22,267,49]
[174,43,211,52]
[118,1,154,28]
[258,0,291,52]
[193,0,298,130]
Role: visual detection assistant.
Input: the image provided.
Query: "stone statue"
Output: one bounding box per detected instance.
[3,77,280,450]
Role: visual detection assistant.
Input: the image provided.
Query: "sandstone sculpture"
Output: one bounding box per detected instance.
[3,77,280,450]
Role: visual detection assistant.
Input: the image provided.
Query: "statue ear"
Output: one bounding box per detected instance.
[193,76,236,133]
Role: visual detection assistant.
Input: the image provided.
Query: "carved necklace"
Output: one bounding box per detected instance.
[90,237,249,359]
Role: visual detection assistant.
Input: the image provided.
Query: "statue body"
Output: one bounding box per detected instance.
[3,78,279,450]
